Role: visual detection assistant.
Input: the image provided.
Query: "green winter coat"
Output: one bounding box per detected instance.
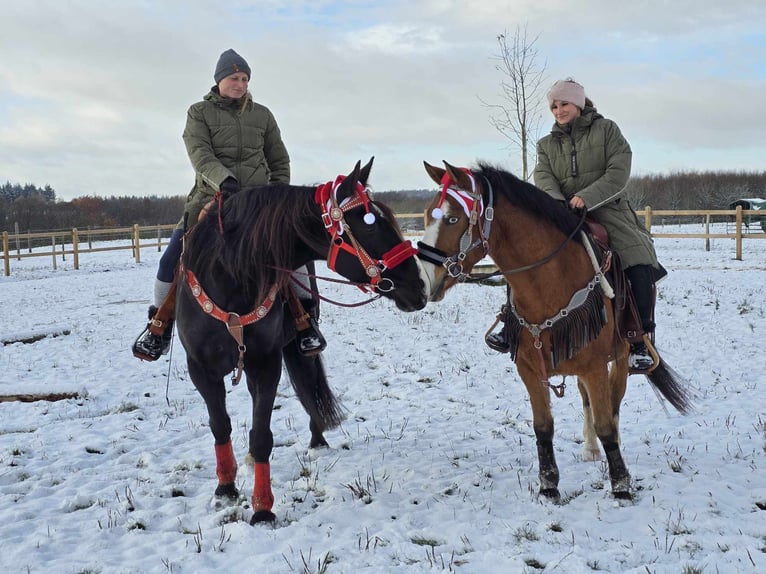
[534,108,658,269]
[178,88,290,228]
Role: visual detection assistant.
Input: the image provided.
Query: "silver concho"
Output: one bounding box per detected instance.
[192,285,201,297]
[366,265,380,277]
[203,301,214,313]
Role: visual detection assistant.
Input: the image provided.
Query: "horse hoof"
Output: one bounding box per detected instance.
[214,482,239,500]
[309,436,329,449]
[539,487,561,501]
[613,490,633,501]
[250,510,276,524]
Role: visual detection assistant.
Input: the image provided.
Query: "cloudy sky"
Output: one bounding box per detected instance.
[1,1,764,201]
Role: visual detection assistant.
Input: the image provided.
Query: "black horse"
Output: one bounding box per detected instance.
[175,158,427,523]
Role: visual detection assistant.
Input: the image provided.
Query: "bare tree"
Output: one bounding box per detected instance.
[481,25,548,181]
[624,178,650,210]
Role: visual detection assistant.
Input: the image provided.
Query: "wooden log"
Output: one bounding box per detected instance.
[1,328,72,346]
[0,392,80,403]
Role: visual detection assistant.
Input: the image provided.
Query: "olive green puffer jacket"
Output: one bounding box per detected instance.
[534,108,658,269]
[179,88,290,227]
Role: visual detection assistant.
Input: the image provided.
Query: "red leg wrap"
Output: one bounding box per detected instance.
[214,441,237,485]
[252,462,274,512]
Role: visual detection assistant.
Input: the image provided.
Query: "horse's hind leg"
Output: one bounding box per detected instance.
[188,360,239,500]
[518,363,560,500]
[577,379,601,462]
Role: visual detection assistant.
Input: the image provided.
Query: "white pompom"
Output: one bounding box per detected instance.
[431,207,444,219]
[363,212,376,224]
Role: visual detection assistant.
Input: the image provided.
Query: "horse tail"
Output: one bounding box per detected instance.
[645,356,694,415]
[282,343,346,432]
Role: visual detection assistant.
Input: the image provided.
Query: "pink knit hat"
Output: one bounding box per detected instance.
[547,79,586,109]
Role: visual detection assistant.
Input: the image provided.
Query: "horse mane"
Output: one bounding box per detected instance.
[183,184,328,302]
[474,162,584,242]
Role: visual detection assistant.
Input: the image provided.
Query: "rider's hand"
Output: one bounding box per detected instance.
[220,177,240,195]
[568,196,585,210]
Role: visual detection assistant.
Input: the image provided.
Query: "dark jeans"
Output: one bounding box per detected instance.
[157,228,184,283]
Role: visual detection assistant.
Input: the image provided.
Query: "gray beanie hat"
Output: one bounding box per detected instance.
[214,49,251,83]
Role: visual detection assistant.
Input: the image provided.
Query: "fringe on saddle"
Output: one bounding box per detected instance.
[499,219,647,369]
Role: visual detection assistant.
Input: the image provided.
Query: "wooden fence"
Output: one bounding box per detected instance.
[2,207,765,276]
[2,224,176,276]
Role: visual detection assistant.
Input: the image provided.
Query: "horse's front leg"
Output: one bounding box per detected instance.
[517,361,560,501]
[245,353,282,524]
[188,359,239,500]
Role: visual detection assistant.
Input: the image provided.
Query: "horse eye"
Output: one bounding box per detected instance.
[447,216,460,225]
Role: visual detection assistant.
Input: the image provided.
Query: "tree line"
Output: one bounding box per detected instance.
[1,170,765,234]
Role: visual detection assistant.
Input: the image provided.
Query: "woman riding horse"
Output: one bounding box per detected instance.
[133,48,324,362]
[486,78,665,371]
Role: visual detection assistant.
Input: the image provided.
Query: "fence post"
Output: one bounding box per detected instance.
[705,214,710,252]
[72,228,80,270]
[644,206,652,232]
[735,206,743,261]
[2,231,9,276]
[133,224,141,263]
[157,225,162,252]
[14,222,21,260]
[51,234,57,270]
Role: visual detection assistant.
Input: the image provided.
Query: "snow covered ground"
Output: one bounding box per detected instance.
[0,229,764,573]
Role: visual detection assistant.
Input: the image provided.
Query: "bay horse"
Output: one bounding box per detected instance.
[175,158,427,523]
[417,161,691,501]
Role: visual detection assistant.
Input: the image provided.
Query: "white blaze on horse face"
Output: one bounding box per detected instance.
[421,201,453,298]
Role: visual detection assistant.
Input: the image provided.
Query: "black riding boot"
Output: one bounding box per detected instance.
[625,265,656,371]
[485,304,511,353]
[297,299,326,356]
[132,305,174,361]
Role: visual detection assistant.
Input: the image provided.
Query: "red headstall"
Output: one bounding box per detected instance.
[314,175,416,290]
[432,168,484,220]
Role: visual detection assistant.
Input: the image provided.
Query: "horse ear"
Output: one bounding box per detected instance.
[443,161,471,191]
[337,160,362,202]
[423,161,445,185]
[359,156,374,186]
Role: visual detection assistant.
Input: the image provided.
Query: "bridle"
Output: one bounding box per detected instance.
[314,175,417,293]
[417,169,586,282]
[416,170,494,282]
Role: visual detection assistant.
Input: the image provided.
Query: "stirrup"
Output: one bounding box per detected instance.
[132,327,164,361]
[485,330,511,353]
[297,318,326,357]
[628,338,659,373]
[484,312,511,353]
